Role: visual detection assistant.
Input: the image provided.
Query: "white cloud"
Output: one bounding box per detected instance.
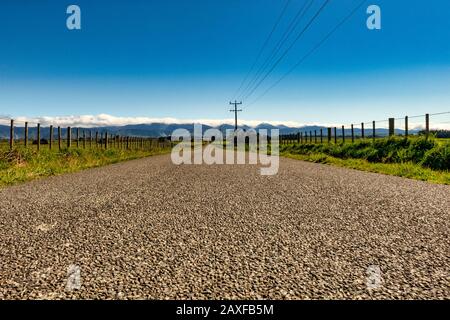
[8,114,314,128]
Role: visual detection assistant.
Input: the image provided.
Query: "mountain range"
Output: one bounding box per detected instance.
[0,122,419,139]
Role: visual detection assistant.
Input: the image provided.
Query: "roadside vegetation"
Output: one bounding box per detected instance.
[280,137,450,185]
[0,145,171,187]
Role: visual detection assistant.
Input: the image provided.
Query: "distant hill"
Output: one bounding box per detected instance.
[0,122,420,139]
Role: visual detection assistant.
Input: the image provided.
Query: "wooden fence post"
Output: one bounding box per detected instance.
[327,127,331,144]
[425,113,429,139]
[320,128,323,143]
[372,121,376,142]
[37,123,41,151]
[351,124,354,143]
[9,119,14,149]
[49,125,53,150]
[89,130,92,148]
[389,118,395,137]
[342,125,345,143]
[83,130,86,149]
[76,128,79,148]
[67,127,71,148]
[127,136,129,149]
[361,122,364,139]
[405,116,408,138]
[334,127,337,144]
[58,126,61,150]
[24,121,28,147]
[95,131,99,147]
[314,130,317,144]
[105,132,108,149]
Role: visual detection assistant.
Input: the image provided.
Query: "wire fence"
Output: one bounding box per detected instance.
[0,116,171,151]
[280,112,450,144]
[1,111,449,150]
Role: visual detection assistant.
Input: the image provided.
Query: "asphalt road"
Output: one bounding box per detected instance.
[0,154,449,299]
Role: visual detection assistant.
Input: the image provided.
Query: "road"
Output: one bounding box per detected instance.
[0,154,449,299]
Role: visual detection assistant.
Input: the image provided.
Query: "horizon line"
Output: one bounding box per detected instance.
[0,113,448,130]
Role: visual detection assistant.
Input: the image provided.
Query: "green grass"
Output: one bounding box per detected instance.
[0,145,171,188]
[280,137,450,185]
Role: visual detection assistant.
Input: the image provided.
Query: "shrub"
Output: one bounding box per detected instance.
[421,144,450,170]
[280,137,449,171]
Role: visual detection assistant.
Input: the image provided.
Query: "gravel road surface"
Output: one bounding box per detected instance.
[0,154,449,299]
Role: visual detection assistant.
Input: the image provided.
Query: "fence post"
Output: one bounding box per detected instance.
[389,118,395,137]
[327,127,331,144]
[320,128,323,143]
[105,132,108,149]
[405,116,408,138]
[24,121,28,147]
[127,136,129,149]
[361,122,364,139]
[58,126,61,150]
[89,130,92,148]
[342,125,345,143]
[95,131,99,147]
[37,123,41,151]
[351,124,354,143]
[372,121,376,142]
[309,131,312,143]
[49,125,53,150]
[425,113,429,139]
[83,130,86,149]
[9,119,14,149]
[334,127,337,144]
[67,127,71,148]
[314,130,317,144]
[297,132,300,144]
[76,128,79,148]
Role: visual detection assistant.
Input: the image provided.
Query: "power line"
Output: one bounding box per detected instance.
[232,0,292,101]
[238,0,314,101]
[247,0,367,107]
[242,0,331,102]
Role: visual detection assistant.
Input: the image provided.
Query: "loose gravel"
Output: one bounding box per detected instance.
[0,154,448,299]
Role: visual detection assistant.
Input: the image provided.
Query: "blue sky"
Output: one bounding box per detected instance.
[0,0,449,126]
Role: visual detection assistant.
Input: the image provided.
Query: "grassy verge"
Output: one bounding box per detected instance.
[0,146,171,188]
[280,137,450,185]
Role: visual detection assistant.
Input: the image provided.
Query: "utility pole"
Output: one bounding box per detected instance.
[229,100,242,131]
